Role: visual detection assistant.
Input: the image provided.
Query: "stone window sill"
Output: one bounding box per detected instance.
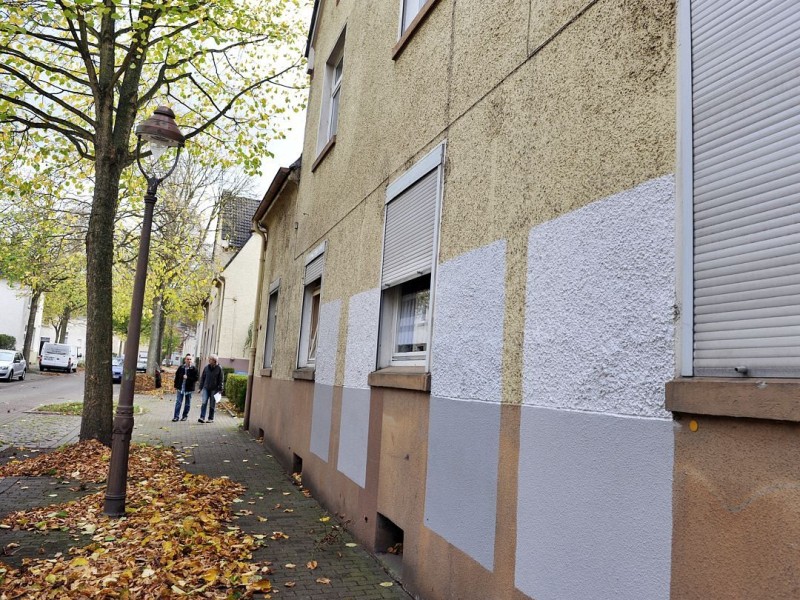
[311,136,336,172]
[392,0,441,60]
[292,367,316,381]
[368,367,430,392]
[666,378,800,422]
[259,368,272,378]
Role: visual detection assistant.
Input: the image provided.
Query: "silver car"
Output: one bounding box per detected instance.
[0,350,26,382]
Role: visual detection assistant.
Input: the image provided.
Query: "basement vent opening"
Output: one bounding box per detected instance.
[292,453,303,477]
[375,512,404,579]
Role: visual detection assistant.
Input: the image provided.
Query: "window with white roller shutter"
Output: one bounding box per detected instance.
[378,143,444,369]
[298,243,326,368]
[687,0,800,377]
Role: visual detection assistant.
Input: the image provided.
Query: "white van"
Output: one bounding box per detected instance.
[39,343,78,373]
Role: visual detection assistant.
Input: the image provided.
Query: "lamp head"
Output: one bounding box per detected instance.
[136,106,185,160]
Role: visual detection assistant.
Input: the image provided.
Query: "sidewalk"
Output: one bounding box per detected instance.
[0,393,412,599]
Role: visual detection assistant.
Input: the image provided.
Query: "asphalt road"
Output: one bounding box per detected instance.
[0,370,86,413]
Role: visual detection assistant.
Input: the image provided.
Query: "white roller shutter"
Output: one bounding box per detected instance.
[381,169,438,288]
[305,255,324,283]
[692,0,800,376]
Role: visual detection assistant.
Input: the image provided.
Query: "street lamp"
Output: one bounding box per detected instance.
[104,106,185,517]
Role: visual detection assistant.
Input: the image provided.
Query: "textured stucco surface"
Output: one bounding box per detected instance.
[315,300,341,386]
[336,387,371,488]
[439,0,675,264]
[524,175,676,418]
[516,406,673,600]
[309,383,334,461]
[343,288,381,389]
[431,240,506,403]
[424,397,501,571]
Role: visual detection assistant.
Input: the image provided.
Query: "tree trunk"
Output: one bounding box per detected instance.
[81,157,122,446]
[157,315,167,366]
[57,306,72,343]
[22,290,41,363]
[147,295,162,376]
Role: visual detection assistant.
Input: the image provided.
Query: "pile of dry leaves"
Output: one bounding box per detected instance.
[0,441,273,598]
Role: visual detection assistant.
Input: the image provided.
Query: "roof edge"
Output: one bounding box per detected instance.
[253,158,302,224]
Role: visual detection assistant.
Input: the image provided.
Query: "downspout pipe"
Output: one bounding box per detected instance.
[243,220,268,431]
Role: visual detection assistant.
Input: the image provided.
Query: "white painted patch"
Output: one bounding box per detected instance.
[315,300,341,386]
[515,406,673,600]
[337,387,371,487]
[343,288,381,389]
[524,175,676,418]
[431,240,506,402]
[309,384,334,461]
[424,397,500,571]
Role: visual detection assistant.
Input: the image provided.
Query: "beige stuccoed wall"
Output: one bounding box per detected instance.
[294,0,676,400]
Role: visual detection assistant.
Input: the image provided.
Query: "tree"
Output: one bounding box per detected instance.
[42,265,87,343]
[0,1,306,444]
[0,189,84,362]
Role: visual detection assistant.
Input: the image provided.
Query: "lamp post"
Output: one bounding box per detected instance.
[104,106,185,517]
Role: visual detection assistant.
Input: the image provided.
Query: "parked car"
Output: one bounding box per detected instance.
[0,350,26,381]
[112,356,123,383]
[39,342,78,373]
[136,351,148,372]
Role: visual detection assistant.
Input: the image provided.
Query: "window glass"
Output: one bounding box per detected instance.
[393,275,430,361]
[308,285,321,363]
[402,0,425,32]
[263,291,279,368]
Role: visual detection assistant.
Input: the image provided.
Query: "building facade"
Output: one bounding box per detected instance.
[247,1,799,599]
[0,279,43,362]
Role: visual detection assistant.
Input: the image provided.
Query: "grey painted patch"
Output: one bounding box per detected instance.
[309,383,334,461]
[424,397,500,571]
[343,288,381,389]
[524,175,676,418]
[316,300,341,386]
[337,387,371,487]
[515,406,673,600]
[431,240,506,402]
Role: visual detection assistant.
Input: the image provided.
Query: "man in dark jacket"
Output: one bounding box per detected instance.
[172,354,199,422]
[198,354,224,423]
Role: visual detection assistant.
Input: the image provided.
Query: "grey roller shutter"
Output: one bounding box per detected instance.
[382,169,438,288]
[305,255,324,283]
[692,0,800,376]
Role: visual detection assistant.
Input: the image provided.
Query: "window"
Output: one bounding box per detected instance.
[680,1,800,378]
[317,29,345,156]
[401,0,426,33]
[262,281,280,369]
[298,245,325,368]
[378,144,444,369]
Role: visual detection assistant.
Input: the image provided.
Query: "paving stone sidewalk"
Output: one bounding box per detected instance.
[0,394,412,599]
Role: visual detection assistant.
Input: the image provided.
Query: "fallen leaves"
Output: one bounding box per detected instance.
[0,442,272,598]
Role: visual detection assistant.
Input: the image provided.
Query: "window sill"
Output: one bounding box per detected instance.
[311,136,336,172]
[259,368,272,378]
[392,0,441,60]
[292,367,316,381]
[665,378,800,422]
[368,367,430,392]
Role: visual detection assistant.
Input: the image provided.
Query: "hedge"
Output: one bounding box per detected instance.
[224,374,248,412]
[221,366,235,384]
[0,334,15,350]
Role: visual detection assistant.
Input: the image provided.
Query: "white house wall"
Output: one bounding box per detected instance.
[338,288,381,487]
[310,299,341,462]
[424,241,506,571]
[517,175,676,600]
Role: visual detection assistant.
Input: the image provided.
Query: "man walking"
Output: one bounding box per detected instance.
[198,354,224,423]
[172,354,198,422]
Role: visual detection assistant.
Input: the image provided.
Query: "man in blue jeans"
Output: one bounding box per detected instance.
[172,354,198,422]
[198,354,224,423]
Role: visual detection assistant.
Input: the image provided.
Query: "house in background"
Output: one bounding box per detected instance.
[244,1,800,599]
[39,316,124,362]
[0,279,43,362]
[197,194,261,372]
